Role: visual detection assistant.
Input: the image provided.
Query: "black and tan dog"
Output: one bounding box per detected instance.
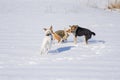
[66,25,96,44]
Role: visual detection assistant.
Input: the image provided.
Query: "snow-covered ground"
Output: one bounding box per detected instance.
[0,0,120,80]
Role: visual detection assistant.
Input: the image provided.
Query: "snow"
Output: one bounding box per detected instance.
[0,0,120,80]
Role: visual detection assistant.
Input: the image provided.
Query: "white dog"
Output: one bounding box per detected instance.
[40,26,53,54]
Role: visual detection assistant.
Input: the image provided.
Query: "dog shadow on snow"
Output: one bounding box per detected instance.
[48,46,75,54]
[74,38,105,44]
[88,40,105,44]
[48,40,105,55]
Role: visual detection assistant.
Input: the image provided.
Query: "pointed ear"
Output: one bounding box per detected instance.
[50,25,52,30]
[76,25,79,27]
[69,25,71,27]
[43,28,47,31]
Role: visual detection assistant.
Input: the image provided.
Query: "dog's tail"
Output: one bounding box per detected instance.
[92,32,96,36]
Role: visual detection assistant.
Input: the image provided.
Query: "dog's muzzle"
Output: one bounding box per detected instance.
[71,30,75,33]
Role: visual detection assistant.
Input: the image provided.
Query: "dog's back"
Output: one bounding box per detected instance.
[76,26,95,37]
[55,30,65,38]
[55,30,69,41]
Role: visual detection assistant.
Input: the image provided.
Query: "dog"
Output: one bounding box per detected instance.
[40,26,53,54]
[55,29,69,42]
[66,25,96,44]
[50,26,69,43]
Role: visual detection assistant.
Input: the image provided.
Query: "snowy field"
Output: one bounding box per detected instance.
[0,0,120,80]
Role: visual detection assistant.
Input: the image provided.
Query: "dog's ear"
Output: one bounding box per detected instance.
[69,25,72,27]
[50,25,53,30]
[76,25,79,27]
[43,28,47,31]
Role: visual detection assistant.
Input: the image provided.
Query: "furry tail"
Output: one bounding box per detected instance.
[92,32,96,36]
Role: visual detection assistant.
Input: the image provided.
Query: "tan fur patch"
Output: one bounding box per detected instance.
[66,25,78,33]
[50,26,62,43]
[66,29,71,33]
[52,33,61,43]
[71,26,77,32]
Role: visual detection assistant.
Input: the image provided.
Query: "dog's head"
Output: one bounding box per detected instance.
[66,25,78,33]
[62,28,69,40]
[43,26,53,36]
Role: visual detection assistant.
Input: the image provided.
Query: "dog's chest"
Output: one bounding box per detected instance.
[45,36,52,41]
[72,32,76,36]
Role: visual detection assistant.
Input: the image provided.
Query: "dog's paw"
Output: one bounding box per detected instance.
[74,44,78,47]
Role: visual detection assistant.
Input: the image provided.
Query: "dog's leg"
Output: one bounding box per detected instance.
[52,38,56,45]
[74,36,77,44]
[58,39,62,43]
[40,46,44,55]
[40,48,42,54]
[44,46,48,54]
[40,48,45,55]
[46,41,51,54]
[85,36,88,44]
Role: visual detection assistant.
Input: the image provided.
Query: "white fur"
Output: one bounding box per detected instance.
[40,29,53,55]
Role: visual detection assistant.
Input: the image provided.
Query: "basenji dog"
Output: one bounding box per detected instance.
[66,25,96,44]
[50,26,69,43]
[55,28,69,42]
[40,26,53,54]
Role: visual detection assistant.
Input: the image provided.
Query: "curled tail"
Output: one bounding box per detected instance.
[92,32,96,36]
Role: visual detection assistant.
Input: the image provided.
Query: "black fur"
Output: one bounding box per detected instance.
[74,26,95,44]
